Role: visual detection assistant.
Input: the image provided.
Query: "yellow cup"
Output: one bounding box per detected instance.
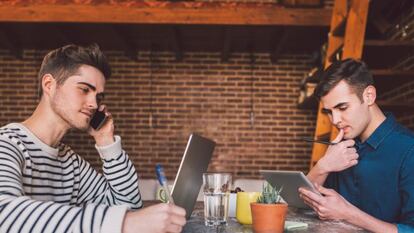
[236,192,261,225]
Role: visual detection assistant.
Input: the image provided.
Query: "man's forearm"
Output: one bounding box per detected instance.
[76,136,142,209]
[307,162,330,185]
[345,204,397,233]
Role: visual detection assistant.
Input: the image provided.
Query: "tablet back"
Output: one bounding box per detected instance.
[260,170,318,209]
[171,134,216,219]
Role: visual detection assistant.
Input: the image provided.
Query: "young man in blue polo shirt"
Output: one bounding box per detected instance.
[299,59,414,233]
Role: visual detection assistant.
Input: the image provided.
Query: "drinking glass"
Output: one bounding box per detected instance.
[202,173,232,226]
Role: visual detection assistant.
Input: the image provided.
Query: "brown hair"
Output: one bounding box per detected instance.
[37,44,111,98]
[313,58,374,101]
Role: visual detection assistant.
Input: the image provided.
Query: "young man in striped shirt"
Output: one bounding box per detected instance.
[0,44,186,233]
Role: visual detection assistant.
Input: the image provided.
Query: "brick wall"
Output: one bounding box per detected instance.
[380,80,414,130]
[0,49,319,180]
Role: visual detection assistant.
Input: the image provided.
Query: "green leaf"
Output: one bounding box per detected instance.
[256,182,283,204]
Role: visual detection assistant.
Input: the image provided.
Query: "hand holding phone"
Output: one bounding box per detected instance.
[89,110,107,130]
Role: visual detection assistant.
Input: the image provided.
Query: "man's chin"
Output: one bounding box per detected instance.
[343,132,356,140]
[79,126,90,131]
[71,122,90,131]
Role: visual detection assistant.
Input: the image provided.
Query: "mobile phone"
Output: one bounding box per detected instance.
[89,110,107,130]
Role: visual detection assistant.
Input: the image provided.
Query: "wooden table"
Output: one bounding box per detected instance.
[182,202,368,233]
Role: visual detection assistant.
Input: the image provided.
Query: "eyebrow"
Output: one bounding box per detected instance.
[333,102,348,109]
[77,82,96,91]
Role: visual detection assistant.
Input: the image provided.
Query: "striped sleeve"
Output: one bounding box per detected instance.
[0,136,127,233]
[76,135,143,210]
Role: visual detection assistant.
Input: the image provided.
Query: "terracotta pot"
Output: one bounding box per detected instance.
[250,202,288,233]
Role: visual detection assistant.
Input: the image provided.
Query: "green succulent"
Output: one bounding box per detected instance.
[256,182,283,204]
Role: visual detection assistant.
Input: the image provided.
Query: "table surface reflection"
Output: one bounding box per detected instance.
[182,202,368,233]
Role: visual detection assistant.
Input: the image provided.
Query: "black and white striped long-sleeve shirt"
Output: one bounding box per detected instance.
[0,123,143,233]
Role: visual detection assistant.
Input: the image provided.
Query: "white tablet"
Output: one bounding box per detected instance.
[260,170,320,209]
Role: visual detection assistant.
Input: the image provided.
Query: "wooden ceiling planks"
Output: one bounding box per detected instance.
[0,1,331,26]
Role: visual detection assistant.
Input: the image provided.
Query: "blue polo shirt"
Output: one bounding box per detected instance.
[325,114,414,232]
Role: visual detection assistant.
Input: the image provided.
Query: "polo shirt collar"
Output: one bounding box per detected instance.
[362,113,396,149]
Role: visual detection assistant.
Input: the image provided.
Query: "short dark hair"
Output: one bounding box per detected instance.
[313,59,374,101]
[37,44,111,98]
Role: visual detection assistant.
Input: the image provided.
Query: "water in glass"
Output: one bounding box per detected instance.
[204,192,229,226]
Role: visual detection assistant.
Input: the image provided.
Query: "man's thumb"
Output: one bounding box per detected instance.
[331,129,344,144]
[315,183,334,196]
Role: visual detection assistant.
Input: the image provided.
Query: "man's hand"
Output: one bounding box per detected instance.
[299,183,352,221]
[88,105,115,146]
[317,129,359,173]
[123,203,186,233]
[299,184,398,233]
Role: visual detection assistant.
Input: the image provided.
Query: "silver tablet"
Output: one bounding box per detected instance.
[260,170,320,209]
[171,134,216,219]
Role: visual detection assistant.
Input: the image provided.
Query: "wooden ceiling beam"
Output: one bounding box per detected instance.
[111,25,139,61]
[0,2,331,26]
[0,25,23,59]
[370,14,392,35]
[270,27,291,63]
[169,27,183,61]
[50,25,78,46]
[221,28,231,62]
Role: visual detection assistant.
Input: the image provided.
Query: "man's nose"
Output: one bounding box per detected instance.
[88,95,98,110]
[331,111,341,125]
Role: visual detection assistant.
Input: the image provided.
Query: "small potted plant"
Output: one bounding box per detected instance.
[250,182,288,233]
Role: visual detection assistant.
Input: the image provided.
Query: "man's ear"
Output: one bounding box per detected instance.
[363,85,376,105]
[41,74,56,97]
